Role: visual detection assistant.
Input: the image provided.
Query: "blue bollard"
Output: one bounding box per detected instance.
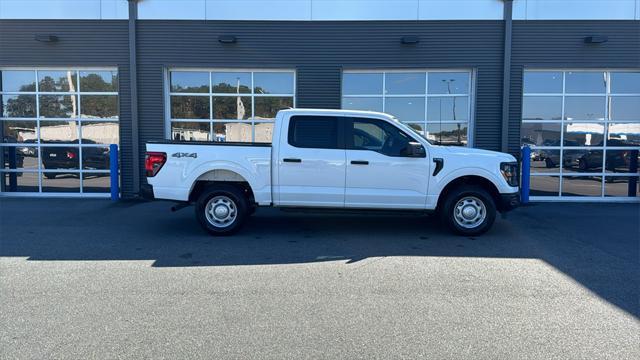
[521,146,531,204]
[109,144,119,201]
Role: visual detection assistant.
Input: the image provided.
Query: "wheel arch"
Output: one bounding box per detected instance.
[436,175,501,211]
[188,169,256,205]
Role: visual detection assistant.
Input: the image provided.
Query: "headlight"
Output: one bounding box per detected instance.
[500,162,519,187]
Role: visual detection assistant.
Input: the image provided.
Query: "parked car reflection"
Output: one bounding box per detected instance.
[41,139,110,179]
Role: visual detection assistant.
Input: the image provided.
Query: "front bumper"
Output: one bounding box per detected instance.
[497,192,520,212]
[140,183,155,200]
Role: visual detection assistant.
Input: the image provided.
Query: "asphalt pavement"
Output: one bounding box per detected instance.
[0,198,639,359]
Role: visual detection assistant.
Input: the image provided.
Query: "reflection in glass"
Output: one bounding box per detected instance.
[212,72,251,93]
[212,122,253,142]
[523,71,562,93]
[170,71,209,93]
[171,122,211,141]
[82,173,111,193]
[342,73,383,95]
[428,72,469,94]
[253,73,294,94]
[80,71,118,92]
[39,95,77,118]
[425,123,468,146]
[610,72,640,94]
[40,121,79,142]
[561,176,603,197]
[384,97,424,122]
[2,121,37,143]
[1,94,36,118]
[604,176,639,197]
[254,97,293,119]
[1,70,36,92]
[405,123,425,136]
[171,96,209,119]
[530,175,560,196]
[564,96,605,120]
[41,146,80,170]
[565,71,606,94]
[1,171,39,192]
[610,97,640,121]
[41,173,80,192]
[80,121,119,145]
[342,97,383,112]
[2,146,38,169]
[427,97,469,122]
[385,73,425,95]
[254,122,275,143]
[521,122,561,147]
[607,123,640,146]
[522,96,562,120]
[563,122,604,146]
[530,149,560,173]
[563,150,602,173]
[80,95,118,119]
[213,96,251,120]
[38,70,77,92]
[605,150,640,174]
[82,146,110,170]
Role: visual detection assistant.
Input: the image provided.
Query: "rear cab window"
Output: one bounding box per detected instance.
[288,115,344,149]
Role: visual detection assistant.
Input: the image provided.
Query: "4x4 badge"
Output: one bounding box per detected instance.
[172,152,197,158]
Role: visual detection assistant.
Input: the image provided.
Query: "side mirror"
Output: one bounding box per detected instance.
[407,142,426,158]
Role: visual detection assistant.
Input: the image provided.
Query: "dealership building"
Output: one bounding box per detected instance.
[1,0,639,201]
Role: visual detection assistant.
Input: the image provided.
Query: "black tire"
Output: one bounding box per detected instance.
[44,173,56,179]
[440,185,496,236]
[195,184,248,236]
[545,158,555,168]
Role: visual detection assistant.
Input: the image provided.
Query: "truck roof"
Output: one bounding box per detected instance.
[278,108,396,121]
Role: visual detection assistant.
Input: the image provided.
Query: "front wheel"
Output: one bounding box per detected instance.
[440,186,496,236]
[195,184,248,236]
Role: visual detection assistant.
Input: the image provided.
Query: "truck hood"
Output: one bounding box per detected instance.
[433,145,517,162]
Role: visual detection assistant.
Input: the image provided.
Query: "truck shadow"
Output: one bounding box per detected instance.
[1,199,638,318]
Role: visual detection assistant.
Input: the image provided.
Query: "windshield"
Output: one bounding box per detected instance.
[390,117,436,145]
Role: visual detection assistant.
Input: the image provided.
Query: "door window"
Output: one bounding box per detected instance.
[348,118,414,157]
[288,115,341,149]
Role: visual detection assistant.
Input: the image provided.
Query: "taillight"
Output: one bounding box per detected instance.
[66,151,76,159]
[145,152,166,177]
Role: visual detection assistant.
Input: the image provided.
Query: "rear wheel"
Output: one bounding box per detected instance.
[195,184,247,236]
[440,186,496,236]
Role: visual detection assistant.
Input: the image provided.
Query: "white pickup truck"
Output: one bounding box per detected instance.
[143,109,520,236]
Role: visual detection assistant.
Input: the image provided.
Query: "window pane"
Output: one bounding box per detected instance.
[288,116,338,149]
[38,70,77,92]
[531,150,560,173]
[1,171,39,192]
[212,122,253,142]
[80,95,118,119]
[80,121,119,145]
[563,122,604,146]
[254,97,293,119]
[428,72,469,94]
[41,146,79,170]
[2,94,36,118]
[610,72,640,94]
[385,97,425,122]
[561,176,603,197]
[405,123,425,137]
[170,96,209,119]
[521,122,561,147]
[39,95,77,118]
[604,176,639,197]
[82,173,110,193]
[425,123,467,146]
[565,71,606,94]
[40,121,79,143]
[564,96,605,121]
[342,73,383,95]
[610,97,640,121]
[530,175,560,196]
[170,121,211,141]
[2,145,38,169]
[427,97,469,122]
[605,150,640,174]
[342,97,383,112]
[607,123,640,146]
[170,72,209,93]
[385,72,425,95]
[254,122,274,143]
[2,121,37,143]
[563,150,602,173]
[82,146,110,170]
[213,96,251,120]
[212,72,251,94]
[79,71,118,92]
[352,120,387,151]
[41,173,80,193]
[523,71,562,93]
[522,96,562,120]
[1,70,36,92]
[253,72,294,94]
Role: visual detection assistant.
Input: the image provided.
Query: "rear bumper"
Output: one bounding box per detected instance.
[497,192,520,212]
[140,183,155,200]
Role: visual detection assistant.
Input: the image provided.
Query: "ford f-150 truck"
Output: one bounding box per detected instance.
[143,109,520,236]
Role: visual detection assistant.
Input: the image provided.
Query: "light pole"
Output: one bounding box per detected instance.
[441,79,460,144]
